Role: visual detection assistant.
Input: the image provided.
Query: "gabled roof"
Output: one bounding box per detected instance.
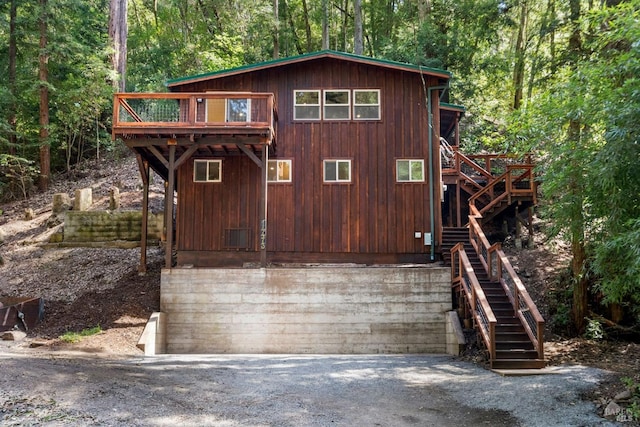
[166,50,452,88]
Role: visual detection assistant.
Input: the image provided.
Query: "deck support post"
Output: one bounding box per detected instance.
[456,181,462,227]
[260,144,268,267]
[137,155,150,274]
[165,144,176,269]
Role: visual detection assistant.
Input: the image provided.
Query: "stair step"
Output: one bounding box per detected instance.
[495,349,539,359]
[495,341,535,351]
[491,359,546,370]
[495,331,529,340]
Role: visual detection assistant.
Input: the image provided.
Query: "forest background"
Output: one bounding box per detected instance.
[0,0,638,337]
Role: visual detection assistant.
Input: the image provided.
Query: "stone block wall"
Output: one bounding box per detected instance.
[63,211,164,243]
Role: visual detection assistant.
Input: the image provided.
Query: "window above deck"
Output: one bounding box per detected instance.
[293,89,380,122]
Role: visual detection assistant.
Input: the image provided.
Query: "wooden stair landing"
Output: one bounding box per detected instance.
[443,227,545,369]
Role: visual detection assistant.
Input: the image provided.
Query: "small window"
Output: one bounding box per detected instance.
[354,90,380,120]
[267,159,292,182]
[324,160,351,182]
[294,90,321,120]
[194,159,222,182]
[324,90,350,120]
[227,98,250,122]
[396,159,424,182]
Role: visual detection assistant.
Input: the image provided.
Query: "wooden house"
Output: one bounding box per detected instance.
[114,50,458,269]
[113,51,544,366]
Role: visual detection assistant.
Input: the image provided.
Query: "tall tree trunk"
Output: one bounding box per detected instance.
[322,0,329,50]
[109,0,128,92]
[273,0,279,59]
[567,0,587,334]
[38,0,50,191]
[8,0,18,155]
[285,0,304,54]
[512,0,528,109]
[342,0,349,51]
[354,0,363,54]
[417,0,431,24]
[301,0,312,52]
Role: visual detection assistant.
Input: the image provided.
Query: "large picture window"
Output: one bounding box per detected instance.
[267,160,292,182]
[324,160,351,182]
[354,90,380,120]
[194,159,222,182]
[294,90,321,120]
[396,159,424,182]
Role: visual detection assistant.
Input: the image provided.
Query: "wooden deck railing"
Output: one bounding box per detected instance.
[112,92,277,143]
[468,164,536,216]
[469,206,545,360]
[451,242,497,362]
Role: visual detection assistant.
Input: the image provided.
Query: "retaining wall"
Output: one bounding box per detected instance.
[63,211,163,242]
[160,266,452,354]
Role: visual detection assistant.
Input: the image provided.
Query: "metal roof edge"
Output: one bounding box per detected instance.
[440,102,466,112]
[166,50,452,87]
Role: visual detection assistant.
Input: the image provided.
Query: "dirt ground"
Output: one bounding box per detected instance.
[0,155,639,425]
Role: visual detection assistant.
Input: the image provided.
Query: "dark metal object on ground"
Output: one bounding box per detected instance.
[0,297,44,332]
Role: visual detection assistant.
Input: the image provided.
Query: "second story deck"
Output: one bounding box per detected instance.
[113,92,277,178]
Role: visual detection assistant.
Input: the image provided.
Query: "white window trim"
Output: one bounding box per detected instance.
[193,159,222,182]
[293,89,381,121]
[396,159,425,182]
[353,89,381,120]
[293,90,321,121]
[323,89,351,120]
[323,159,352,183]
[226,98,251,122]
[267,159,292,183]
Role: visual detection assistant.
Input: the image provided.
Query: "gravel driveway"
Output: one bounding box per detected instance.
[0,348,616,426]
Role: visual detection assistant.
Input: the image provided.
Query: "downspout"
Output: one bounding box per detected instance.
[426,83,449,261]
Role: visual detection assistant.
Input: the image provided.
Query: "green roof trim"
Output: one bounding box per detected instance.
[440,102,466,112]
[166,50,452,87]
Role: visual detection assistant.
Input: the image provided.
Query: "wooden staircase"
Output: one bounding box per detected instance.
[442,148,537,227]
[443,227,545,369]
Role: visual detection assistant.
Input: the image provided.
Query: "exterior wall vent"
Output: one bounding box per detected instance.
[224,228,252,250]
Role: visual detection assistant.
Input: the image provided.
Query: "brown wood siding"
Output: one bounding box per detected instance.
[174,58,444,261]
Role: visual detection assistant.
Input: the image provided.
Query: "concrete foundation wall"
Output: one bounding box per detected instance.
[160,266,452,354]
[63,211,163,242]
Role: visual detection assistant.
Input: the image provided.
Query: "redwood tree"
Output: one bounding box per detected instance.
[38,0,50,191]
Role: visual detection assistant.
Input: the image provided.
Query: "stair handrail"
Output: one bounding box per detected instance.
[469,164,536,215]
[453,148,494,181]
[468,206,545,360]
[495,248,545,360]
[451,242,497,362]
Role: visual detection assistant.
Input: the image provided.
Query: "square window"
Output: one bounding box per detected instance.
[227,98,251,122]
[194,159,222,182]
[396,159,424,182]
[324,90,350,120]
[354,90,380,120]
[324,160,351,182]
[294,90,321,120]
[267,159,292,182]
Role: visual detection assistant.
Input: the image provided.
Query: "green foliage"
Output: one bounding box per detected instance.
[0,154,38,201]
[505,1,640,324]
[621,377,640,421]
[0,0,115,176]
[59,325,102,343]
[592,219,640,311]
[584,318,605,340]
